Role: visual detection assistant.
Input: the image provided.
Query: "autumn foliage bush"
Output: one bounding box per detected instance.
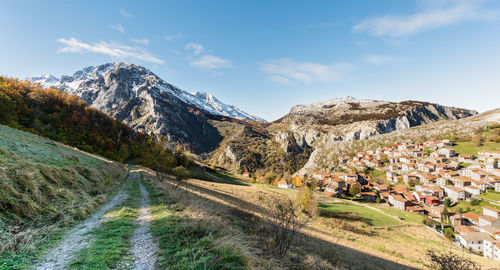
[0,77,188,173]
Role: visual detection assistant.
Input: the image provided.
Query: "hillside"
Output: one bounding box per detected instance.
[210,97,477,177]
[29,64,476,176]
[296,108,500,175]
[0,76,189,174]
[0,124,128,268]
[29,63,265,153]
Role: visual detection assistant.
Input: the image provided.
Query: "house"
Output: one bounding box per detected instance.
[471,180,488,192]
[424,196,440,206]
[455,232,491,253]
[438,148,456,158]
[388,194,411,211]
[478,215,500,227]
[479,226,500,239]
[478,151,500,162]
[444,185,465,201]
[484,206,500,219]
[242,172,251,177]
[436,177,449,187]
[464,186,481,197]
[455,225,476,234]
[483,238,500,260]
[463,212,480,226]
[459,154,475,163]
[277,179,293,189]
[360,192,378,202]
[452,176,472,188]
[407,205,425,214]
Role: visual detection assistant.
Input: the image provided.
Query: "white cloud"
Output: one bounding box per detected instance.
[130,38,149,45]
[260,59,350,84]
[109,24,125,34]
[364,55,406,65]
[185,42,205,55]
[120,9,132,18]
[189,55,232,70]
[353,0,497,38]
[164,34,184,40]
[56,38,165,64]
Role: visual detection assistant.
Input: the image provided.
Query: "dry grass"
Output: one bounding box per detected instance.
[0,124,128,268]
[141,168,500,269]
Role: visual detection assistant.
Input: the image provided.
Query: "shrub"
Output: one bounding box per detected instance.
[426,250,480,270]
[470,199,480,206]
[443,198,451,207]
[267,198,310,258]
[171,166,190,181]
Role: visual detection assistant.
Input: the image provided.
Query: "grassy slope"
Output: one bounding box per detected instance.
[0,124,127,269]
[453,141,500,156]
[318,202,400,227]
[141,171,246,269]
[192,171,499,269]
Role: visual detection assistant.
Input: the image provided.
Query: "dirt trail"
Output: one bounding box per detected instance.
[33,175,133,270]
[130,181,158,270]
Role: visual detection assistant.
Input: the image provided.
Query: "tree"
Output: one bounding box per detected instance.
[349,184,360,196]
[441,207,449,231]
[470,199,481,206]
[471,134,483,146]
[171,166,190,181]
[444,227,454,239]
[443,198,451,207]
[426,250,480,270]
[296,186,317,217]
[292,175,303,187]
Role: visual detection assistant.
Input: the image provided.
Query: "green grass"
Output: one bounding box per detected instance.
[370,204,424,224]
[450,200,500,214]
[143,177,246,270]
[480,191,500,202]
[453,141,500,156]
[0,124,126,270]
[69,181,140,269]
[318,201,400,227]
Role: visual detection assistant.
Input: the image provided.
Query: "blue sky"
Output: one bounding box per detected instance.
[1,0,499,121]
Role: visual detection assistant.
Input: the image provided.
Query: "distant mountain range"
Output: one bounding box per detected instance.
[28,62,480,175]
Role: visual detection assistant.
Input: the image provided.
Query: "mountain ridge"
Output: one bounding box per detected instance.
[29,62,266,122]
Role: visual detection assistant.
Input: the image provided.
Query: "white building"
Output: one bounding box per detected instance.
[464,186,481,197]
[484,238,500,260]
[484,206,500,219]
[456,232,491,253]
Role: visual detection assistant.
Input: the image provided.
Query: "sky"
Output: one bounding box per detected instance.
[1,0,499,121]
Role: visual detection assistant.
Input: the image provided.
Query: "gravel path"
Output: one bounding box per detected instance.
[130,181,159,270]
[33,176,132,270]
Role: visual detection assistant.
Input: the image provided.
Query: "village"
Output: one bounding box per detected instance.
[290,140,500,260]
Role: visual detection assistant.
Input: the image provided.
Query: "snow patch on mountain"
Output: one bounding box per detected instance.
[29,62,266,122]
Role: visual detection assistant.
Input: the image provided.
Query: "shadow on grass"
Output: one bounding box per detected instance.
[150,177,420,270]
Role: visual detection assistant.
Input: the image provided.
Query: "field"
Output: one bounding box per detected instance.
[370,204,425,224]
[157,172,500,269]
[319,201,400,227]
[480,190,500,202]
[450,200,500,215]
[453,141,500,156]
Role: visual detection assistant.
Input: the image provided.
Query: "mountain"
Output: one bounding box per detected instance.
[29,63,266,122]
[209,97,477,175]
[29,62,265,153]
[28,63,478,175]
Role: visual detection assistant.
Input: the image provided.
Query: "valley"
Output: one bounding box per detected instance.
[0,67,498,269]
